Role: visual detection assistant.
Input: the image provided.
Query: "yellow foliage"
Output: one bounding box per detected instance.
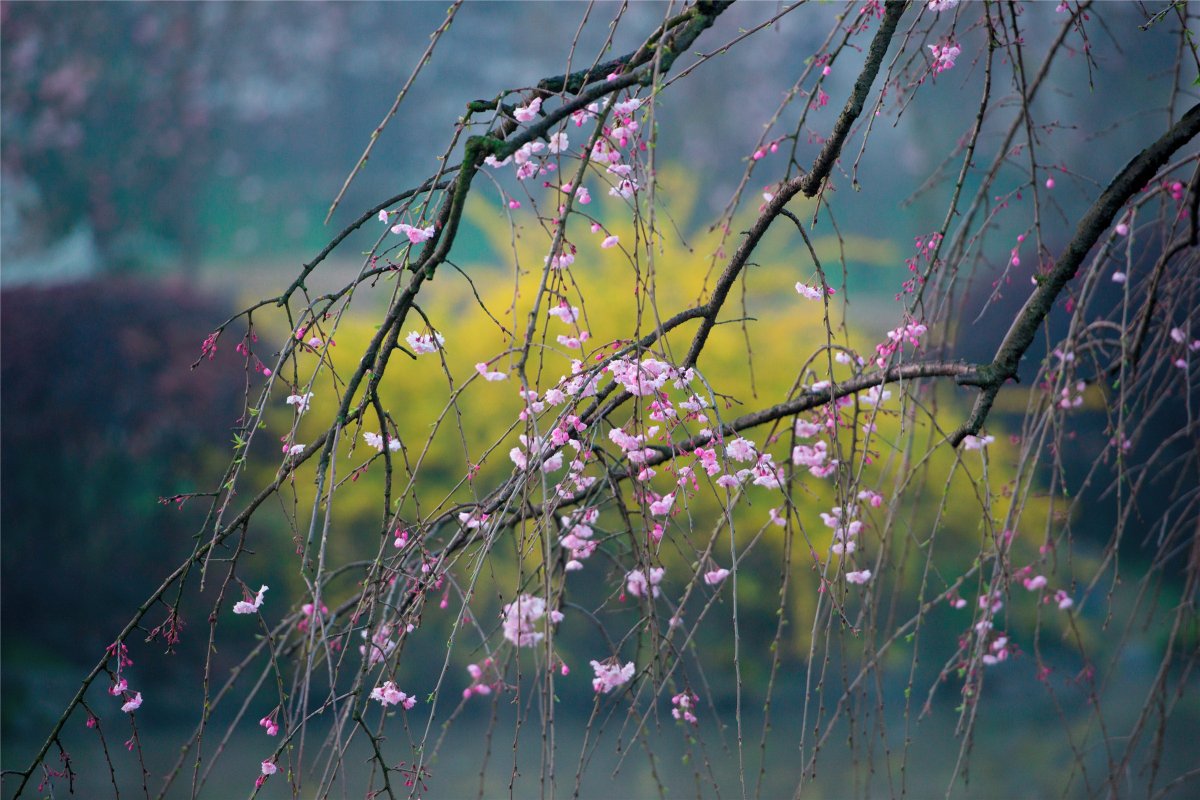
[244,169,1063,663]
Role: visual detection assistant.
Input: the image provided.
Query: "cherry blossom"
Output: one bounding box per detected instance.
[725,437,757,463]
[857,489,884,508]
[259,714,279,736]
[861,385,891,406]
[590,660,635,694]
[928,42,961,74]
[625,567,665,598]
[649,493,675,516]
[547,131,568,153]
[795,419,822,438]
[121,692,143,713]
[233,585,268,615]
[260,760,278,776]
[390,223,435,244]
[795,282,831,300]
[286,392,313,413]
[405,330,445,354]
[475,362,508,382]
[961,434,994,450]
[370,681,418,710]
[601,235,620,249]
[363,432,402,452]
[671,690,699,724]
[501,594,549,647]
[704,567,731,585]
[845,570,872,585]
[513,96,542,123]
[548,302,580,324]
[612,97,642,115]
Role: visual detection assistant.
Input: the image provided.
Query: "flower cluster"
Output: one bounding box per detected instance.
[671,690,699,724]
[370,680,417,710]
[590,660,635,694]
[501,594,562,647]
[405,330,445,355]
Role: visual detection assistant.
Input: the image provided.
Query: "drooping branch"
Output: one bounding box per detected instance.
[951,102,1200,445]
[683,0,905,369]
[801,0,905,197]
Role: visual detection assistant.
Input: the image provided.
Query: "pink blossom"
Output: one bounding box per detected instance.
[704,568,730,585]
[260,760,278,776]
[548,302,580,324]
[671,691,699,725]
[574,186,591,204]
[501,594,548,647]
[363,432,402,453]
[1115,223,1129,236]
[795,282,824,300]
[608,178,639,199]
[725,437,757,463]
[927,0,959,10]
[625,567,665,598]
[649,493,675,517]
[109,678,128,696]
[1023,575,1048,591]
[233,585,269,615]
[961,434,994,450]
[514,96,542,123]
[285,392,313,413]
[861,385,891,406]
[547,131,569,153]
[795,419,822,438]
[390,223,435,244]
[259,715,279,736]
[612,97,643,115]
[1112,271,1127,284]
[928,41,961,74]
[601,235,620,249]
[1054,590,1074,610]
[405,330,445,354]
[475,362,508,382]
[590,660,635,694]
[979,591,1003,613]
[857,489,884,507]
[845,570,872,585]
[121,692,143,713]
[370,680,417,710]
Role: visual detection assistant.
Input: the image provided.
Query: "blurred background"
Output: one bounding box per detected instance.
[3,2,1197,797]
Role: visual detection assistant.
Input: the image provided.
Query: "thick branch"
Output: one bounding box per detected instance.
[801,0,905,197]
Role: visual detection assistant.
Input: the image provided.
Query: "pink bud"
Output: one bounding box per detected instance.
[1045,177,1055,189]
